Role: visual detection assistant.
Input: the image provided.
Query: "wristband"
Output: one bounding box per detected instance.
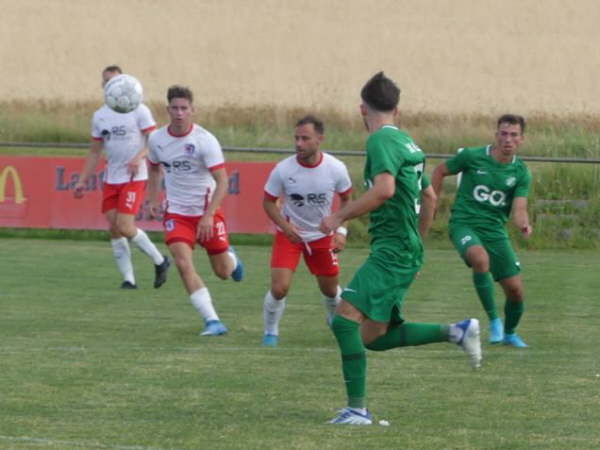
[335,226,348,237]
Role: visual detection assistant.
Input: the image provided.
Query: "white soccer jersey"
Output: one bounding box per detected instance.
[264,153,352,242]
[148,124,225,216]
[91,103,156,184]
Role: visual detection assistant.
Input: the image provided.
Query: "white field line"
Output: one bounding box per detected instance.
[0,435,170,450]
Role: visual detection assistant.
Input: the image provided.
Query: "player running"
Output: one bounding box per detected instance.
[321,72,482,425]
[147,85,243,337]
[74,65,170,290]
[262,115,352,347]
[431,114,532,347]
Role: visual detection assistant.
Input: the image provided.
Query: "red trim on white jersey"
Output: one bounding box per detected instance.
[167,124,194,137]
[148,160,160,167]
[264,191,278,201]
[339,187,353,196]
[296,152,324,168]
[92,136,103,142]
[208,163,225,172]
[142,125,157,134]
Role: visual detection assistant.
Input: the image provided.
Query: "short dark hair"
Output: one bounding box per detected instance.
[497,114,526,134]
[103,65,122,74]
[167,85,194,104]
[295,115,324,135]
[360,71,400,112]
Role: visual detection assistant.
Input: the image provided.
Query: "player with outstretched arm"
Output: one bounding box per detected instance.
[321,72,482,425]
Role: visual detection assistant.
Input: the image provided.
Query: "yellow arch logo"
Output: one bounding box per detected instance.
[0,166,26,204]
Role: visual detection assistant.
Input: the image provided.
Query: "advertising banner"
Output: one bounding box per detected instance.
[0,156,277,234]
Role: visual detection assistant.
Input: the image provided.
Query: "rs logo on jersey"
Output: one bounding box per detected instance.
[473,185,506,206]
[289,193,328,207]
[162,160,192,173]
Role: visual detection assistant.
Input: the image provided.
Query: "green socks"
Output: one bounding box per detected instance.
[331,315,367,409]
[504,299,524,334]
[473,271,498,320]
[365,322,449,351]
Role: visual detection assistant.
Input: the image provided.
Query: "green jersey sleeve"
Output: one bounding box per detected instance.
[514,166,532,197]
[366,133,405,177]
[445,148,472,174]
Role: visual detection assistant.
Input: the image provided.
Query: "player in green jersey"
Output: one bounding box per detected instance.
[431,114,532,348]
[320,72,482,425]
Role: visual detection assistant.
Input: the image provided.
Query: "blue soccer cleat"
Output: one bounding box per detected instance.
[228,246,244,282]
[328,407,373,425]
[200,320,228,336]
[262,334,279,347]
[503,333,528,348]
[489,317,504,344]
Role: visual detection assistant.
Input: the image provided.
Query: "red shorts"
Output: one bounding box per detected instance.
[163,211,230,254]
[101,180,146,215]
[271,231,339,277]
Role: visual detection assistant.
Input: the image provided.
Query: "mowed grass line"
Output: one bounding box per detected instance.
[1,239,599,449]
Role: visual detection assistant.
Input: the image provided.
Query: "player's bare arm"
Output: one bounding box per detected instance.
[430,162,451,208]
[146,163,163,218]
[419,184,437,239]
[198,167,228,242]
[74,139,103,198]
[320,172,394,234]
[127,136,150,178]
[263,197,302,243]
[512,196,532,238]
[332,192,352,252]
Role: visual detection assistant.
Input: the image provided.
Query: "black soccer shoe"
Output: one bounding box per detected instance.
[120,281,138,289]
[154,255,171,288]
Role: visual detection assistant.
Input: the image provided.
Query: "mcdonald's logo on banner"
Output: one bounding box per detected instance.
[0,165,27,218]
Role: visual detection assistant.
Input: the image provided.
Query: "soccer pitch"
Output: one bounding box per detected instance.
[1,238,599,449]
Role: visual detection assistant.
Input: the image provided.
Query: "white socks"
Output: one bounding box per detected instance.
[190,288,219,322]
[131,229,164,265]
[111,237,134,283]
[323,285,342,322]
[263,291,286,336]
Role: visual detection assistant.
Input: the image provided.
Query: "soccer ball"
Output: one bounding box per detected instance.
[104,74,143,113]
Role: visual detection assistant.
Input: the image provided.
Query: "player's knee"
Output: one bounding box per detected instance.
[116,222,136,238]
[506,285,524,300]
[466,247,489,272]
[321,286,339,298]
[213,266,229,280]
[469,255,489,272]
[271,285,289,300]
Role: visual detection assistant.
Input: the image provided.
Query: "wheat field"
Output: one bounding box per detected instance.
[2,0,600,115]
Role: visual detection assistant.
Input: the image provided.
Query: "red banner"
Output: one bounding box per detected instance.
[0,156,277,233]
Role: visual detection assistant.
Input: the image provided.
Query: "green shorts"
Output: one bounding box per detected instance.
[449,223,521,281]
[342,237,422,323]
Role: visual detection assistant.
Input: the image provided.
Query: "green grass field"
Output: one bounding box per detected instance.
[1,238,599,449]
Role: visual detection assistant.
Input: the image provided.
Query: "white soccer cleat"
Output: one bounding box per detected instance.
[452,318,482,369]
[328,407,373,425]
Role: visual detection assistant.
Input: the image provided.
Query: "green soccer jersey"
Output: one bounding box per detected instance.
[446,145,531,232]
[364,125,425,240]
